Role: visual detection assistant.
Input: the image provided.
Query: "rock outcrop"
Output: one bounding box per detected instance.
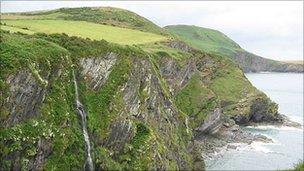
[79,52,117,90]
[195,108,222,135]
[2,70,47,126]
[234,51,304,73]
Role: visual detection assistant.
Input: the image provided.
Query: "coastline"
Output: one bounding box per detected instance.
[198,114,302,163]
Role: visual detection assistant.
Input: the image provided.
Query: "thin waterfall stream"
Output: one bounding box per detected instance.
[73,70,94,171]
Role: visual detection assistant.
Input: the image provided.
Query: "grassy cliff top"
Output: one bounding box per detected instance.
[165,25,241,54]
[1,7,168,35]
[0,31,69,76]
[1,19,167,45]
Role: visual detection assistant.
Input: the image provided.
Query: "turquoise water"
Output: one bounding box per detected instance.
[206,73,303,170]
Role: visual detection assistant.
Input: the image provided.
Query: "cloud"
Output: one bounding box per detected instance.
[1,1,303,60]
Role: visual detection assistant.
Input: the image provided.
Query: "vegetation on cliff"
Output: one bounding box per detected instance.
[0,31,193,170]
[165,25,303,73]
[0,31,86,170]
[0,7,282,170]
[285,161,304,171]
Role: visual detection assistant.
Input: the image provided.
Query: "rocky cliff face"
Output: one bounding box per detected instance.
[234,51,304,73]
[165,25,303,73]
[0,32,283,170]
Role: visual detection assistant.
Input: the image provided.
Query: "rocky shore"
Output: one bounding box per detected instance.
[195,114,301,160]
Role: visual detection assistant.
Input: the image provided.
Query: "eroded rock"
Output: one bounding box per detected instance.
[80,52,117,90]
[2,70,47,126]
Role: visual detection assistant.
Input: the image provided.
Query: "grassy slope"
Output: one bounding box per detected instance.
[138,42,192,60]
[0,31,68,77]
[165,25,242,56]
[1,19,167,45]
[283,60,303,65]
[0,25,36,34]
[1,7,167,35]
[165,25,295,72]
[210,58,257,102]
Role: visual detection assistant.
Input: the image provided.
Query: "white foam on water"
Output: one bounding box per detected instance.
[250,141,273,153]
[228,143,245,146]
[226,142,274,154]
[246,125,302,131]
[288,116,303,125]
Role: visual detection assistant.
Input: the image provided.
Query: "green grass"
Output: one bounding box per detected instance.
[0,31,191,170]
[0,32,86,170]
[139,42,192,60]
[1,11,63,20]
[284,161,304,171]
[1,19,167,45]
[209,61,256,103]
[0,31,69,77]
[165,25,294,72]
[1,7,168,35]
[95,147,123,170]
[81,56,131,138]
[165,25,241,55]
[175,73,217,128]
[120,122,153,170]
[0,25,35,34]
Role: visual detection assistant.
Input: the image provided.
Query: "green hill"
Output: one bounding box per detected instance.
[165,25,240,53]
[165,25,303,72]
[1,19,167,45]
[1,7,168,35]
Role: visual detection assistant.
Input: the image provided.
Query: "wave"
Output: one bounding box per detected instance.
[227,142,280,154]
[246,125,303,131]
[250,141,273,153]
[288,116,303,125]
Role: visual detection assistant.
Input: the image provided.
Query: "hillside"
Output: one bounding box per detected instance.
[0,19,167,45]
[165,25,303,73]
[0,7,287,170]
[1,7,168,35]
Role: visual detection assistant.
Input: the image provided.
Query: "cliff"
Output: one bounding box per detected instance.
[0,31,282,170]
[165,25,303,73]
[0,7,286,170]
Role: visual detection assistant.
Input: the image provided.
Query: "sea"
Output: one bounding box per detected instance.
[206,73,304,170]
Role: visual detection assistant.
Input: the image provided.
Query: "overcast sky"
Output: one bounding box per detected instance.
[1,1,303,61]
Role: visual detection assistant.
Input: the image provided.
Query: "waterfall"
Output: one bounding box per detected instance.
[73,70,94,171]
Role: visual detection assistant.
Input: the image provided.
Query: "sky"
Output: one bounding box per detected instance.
[1,1,303,61]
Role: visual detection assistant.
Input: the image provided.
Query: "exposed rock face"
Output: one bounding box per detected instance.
[231,95,281,124]
[234,51,304,73]
[0,68,61,170]
[79,52,117,90]
[1,70,46,126]
[158,56,197,94]
[164,40,194,53]
[165,25,303,73]
[195,108,222,135]
[27,138,53,171]
[78,54,198,170]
